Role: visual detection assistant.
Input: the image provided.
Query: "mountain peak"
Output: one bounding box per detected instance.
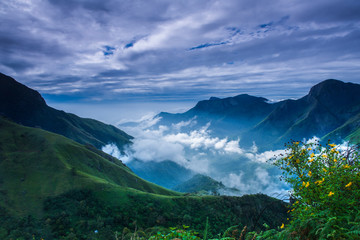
[0,72,47,107]
[0,73,47,119]
[308,79,344,97]
[0,73,132,149]
[194,94,269,111]
[209,96,220,100]
[307,79,360,104]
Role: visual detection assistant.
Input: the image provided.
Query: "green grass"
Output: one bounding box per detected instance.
[321,113,360,144]
[0,117,178,217]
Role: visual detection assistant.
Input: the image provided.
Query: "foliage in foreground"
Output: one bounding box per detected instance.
[257,140,360,239]
[147,140,360,240]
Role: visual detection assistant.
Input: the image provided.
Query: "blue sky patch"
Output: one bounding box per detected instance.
[102,45,116,56]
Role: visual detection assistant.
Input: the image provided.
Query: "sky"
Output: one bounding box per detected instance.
[1,0,360,123]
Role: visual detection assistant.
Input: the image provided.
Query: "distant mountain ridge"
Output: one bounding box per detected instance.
[0,73,132,150]
[173,174,241,196]
[156,94,277,138]
[155,79,360,150]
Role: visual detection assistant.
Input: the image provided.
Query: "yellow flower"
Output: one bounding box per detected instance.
[302,181,306,186]
[322,154,327,158]
[308,147,312,151]
[328,191,334,197]
[323,168,327,172]
[334,158,337,162]
[345,182,352,188]
[305,182,310,188]
[308,171,312,177]
[342,157,346,161]
[310,153,315,158]
[280,223,285,229]
[315,178,325,185]
[328,143,337,147]
[294,141,299,145]
[343,164,350,169]
[308,158,314,163]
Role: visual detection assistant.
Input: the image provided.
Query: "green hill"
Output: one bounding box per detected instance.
[0,116,177,217]
[0,73,132,150]
[0,117,288,239]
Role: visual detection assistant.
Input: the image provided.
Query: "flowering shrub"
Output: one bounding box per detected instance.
[272,140,360,239]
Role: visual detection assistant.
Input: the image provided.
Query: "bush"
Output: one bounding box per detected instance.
[269,140,360,239]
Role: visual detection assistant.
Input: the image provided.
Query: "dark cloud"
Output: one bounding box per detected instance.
[0,0,359,114]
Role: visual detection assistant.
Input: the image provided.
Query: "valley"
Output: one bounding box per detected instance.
[0,73,359,239]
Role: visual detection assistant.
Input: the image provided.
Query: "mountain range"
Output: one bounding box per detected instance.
[119,79,360,194]
[154,79,360,150]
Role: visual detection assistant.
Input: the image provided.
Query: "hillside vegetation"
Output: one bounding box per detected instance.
[0,117,288,239]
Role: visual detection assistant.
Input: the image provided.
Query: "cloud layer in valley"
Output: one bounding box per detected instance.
[102,116,289,195]
[1,0,360,112]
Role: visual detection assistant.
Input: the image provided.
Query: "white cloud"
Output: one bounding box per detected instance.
[162,123,243,154]
[220,167,289,196]
[305,136,320,144]
[3,0,360,103]
[115,116,288,193]
[171,116,197,131]
[102,143,131,163]
[131,138,186,163]
[249,149,288,163]
[105,117,353,196]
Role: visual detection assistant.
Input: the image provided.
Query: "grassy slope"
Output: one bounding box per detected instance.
[0,117,178,217]
[321,113,360,144]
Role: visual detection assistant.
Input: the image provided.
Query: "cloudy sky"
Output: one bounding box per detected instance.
[1,0,360,123]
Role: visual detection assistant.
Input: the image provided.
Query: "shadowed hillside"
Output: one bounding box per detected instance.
[0,73,132,150]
